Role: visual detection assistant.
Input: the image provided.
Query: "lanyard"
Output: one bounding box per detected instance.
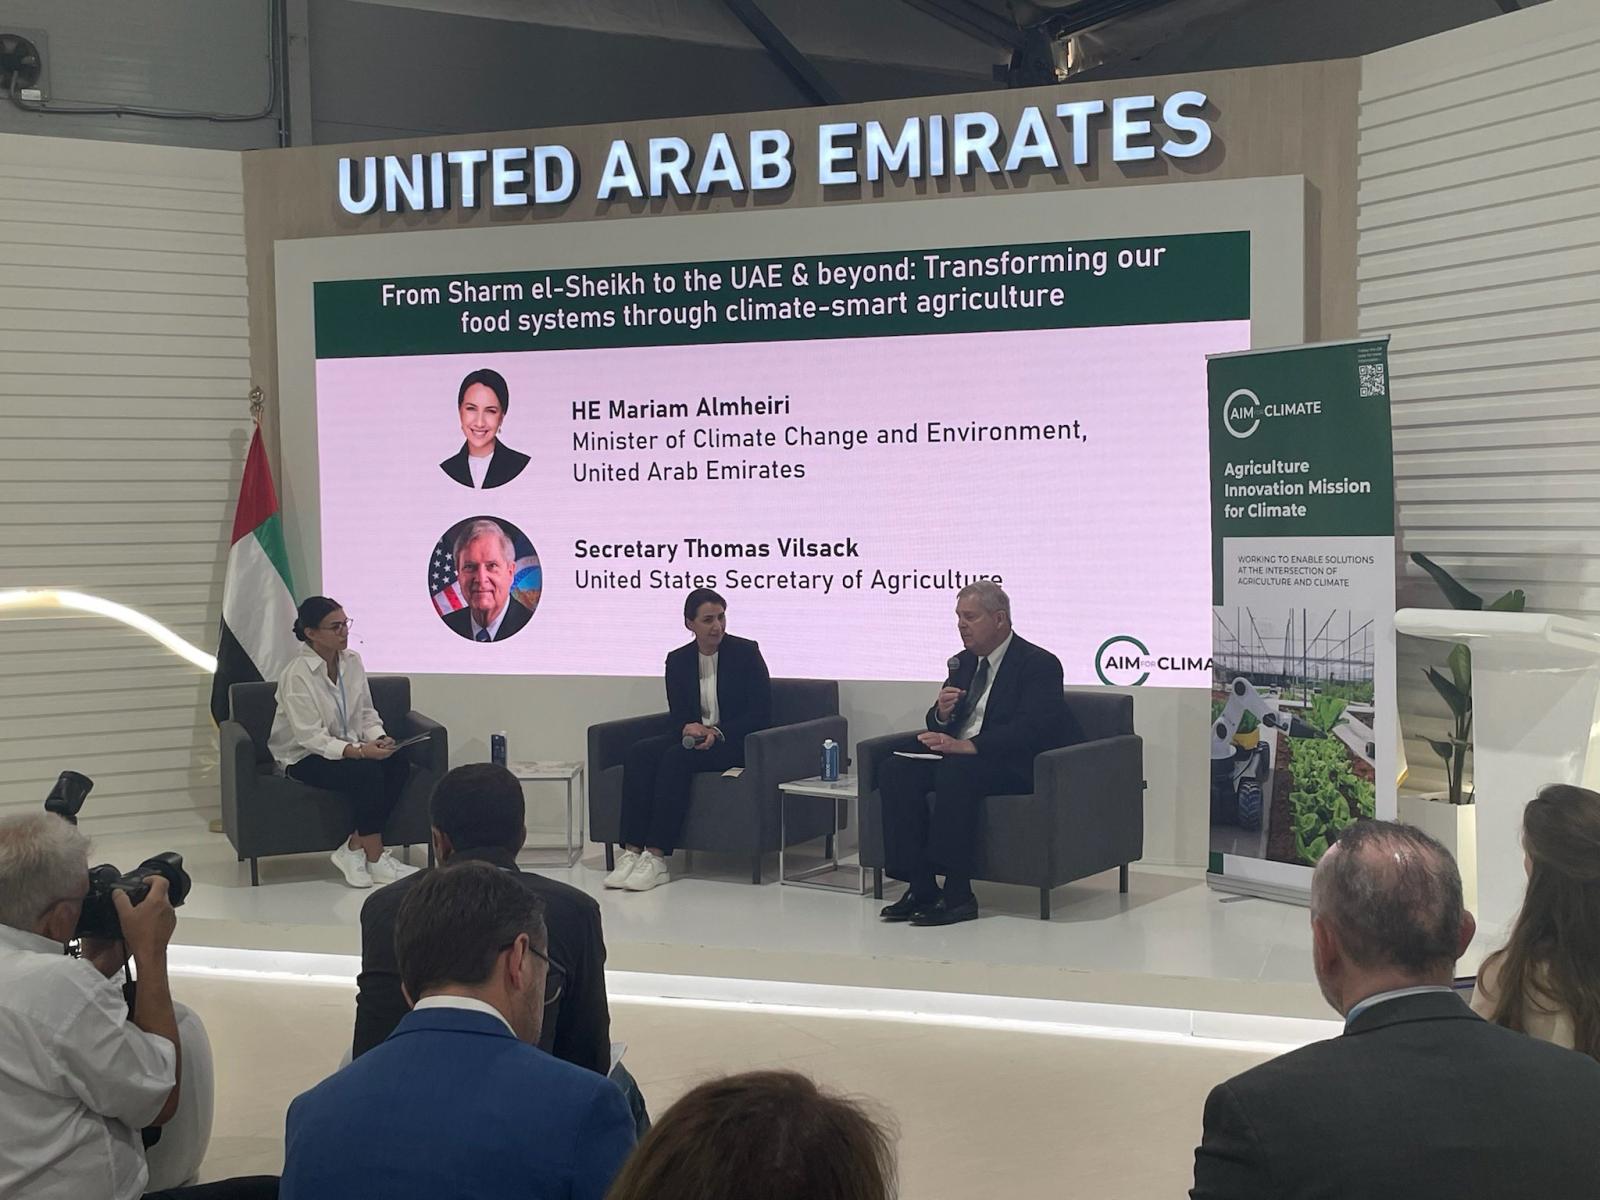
[327,660,350,739]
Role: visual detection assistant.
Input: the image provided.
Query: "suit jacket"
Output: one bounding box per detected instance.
[285,1007,633,1200]
[927,634,1073,780]
[353,847,611,1075]
[439,440,530,489]
[665,633,771,747]
[1192,991,1600,1200]
[443,597,532,642]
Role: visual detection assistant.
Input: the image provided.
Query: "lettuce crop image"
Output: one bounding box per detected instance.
[1287,736,1376,865]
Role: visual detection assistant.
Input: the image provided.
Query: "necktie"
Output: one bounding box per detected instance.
[961,657,991,727]
[475,629,491,643]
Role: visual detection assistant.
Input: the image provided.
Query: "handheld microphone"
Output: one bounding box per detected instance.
[682,732,709,749]
[945,654,964,686]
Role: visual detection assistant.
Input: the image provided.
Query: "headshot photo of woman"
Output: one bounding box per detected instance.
[267,596,420,889]
[438,367,530,489]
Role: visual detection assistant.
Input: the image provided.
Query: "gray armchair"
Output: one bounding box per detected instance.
[857,689,1144,919]
[220,677,447,885]
[588,679,846,883]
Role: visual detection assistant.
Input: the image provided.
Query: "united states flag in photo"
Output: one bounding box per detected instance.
[430,538,467,615]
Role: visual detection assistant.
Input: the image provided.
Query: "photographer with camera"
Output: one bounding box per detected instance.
[0,812,275,1200]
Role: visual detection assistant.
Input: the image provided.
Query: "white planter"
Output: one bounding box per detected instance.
[1397,793,1479,915]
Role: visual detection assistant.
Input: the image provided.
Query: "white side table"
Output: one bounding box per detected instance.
[778,776,865,894]
[508,761,584,867]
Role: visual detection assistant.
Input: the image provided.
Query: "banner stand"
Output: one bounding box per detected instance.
[1203,338,1397,904]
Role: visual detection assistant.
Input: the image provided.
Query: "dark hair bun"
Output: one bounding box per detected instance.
[293,596,342,642]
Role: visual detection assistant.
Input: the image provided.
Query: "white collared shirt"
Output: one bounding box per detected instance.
[470,604,508,642]
[956,632,1014,740]
[0,924,177,1200]
[1344,984,1457,1028]
[412,994,516,1036]
[698,651,720,726]
[467,451,492,488]
[267,645,385,768]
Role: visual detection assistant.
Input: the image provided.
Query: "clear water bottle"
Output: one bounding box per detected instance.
[491,732,508,766]
[820,738,840,782]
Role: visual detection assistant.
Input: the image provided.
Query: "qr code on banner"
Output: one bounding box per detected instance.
[1358,362,1386,397]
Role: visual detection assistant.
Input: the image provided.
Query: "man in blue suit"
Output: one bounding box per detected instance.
[281,862,634,1200]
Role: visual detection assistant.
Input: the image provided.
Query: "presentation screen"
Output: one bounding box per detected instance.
[311,231,1249,683]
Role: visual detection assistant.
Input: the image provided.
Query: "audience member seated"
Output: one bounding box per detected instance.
[353,762,649,1130]
[1472,784,1600,1060]
[0,813,276,1200]
[1191,819,1600,1199]
[605,1070,895,1200]
[282,861,634,1200]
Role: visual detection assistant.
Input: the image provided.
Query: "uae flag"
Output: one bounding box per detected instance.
[210,428,298,724]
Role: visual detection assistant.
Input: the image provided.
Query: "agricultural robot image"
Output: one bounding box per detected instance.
[1209,677,1325,831]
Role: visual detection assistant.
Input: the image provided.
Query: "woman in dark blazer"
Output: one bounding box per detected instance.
[606,588,771,892]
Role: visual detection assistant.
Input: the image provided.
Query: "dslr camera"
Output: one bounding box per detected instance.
[45,771,192,941]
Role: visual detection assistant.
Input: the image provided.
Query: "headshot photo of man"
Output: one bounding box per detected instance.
[431,516,540,643]
[439,368,530,490]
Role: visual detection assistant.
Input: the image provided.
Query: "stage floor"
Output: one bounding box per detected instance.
[86,823,1392,1036]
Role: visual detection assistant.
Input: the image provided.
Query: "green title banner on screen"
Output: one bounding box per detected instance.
[313,232,1249,358]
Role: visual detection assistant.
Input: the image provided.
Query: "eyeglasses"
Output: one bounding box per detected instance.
[321,620,354,633]
[501,936,566,1009]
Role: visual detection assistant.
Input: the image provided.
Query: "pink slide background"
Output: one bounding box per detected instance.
[315,320,1248,683]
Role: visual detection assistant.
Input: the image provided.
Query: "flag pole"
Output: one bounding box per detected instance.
[211,386,268,836]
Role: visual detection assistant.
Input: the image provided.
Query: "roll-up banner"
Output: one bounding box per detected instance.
[1205,339,1396,903]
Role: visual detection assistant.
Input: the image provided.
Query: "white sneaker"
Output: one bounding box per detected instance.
[603,849,641,889]
[623,851,671,892]
[368,849,420,884]
[331,843,372,889]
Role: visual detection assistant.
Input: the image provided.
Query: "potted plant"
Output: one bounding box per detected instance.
[1396,552,1526,907]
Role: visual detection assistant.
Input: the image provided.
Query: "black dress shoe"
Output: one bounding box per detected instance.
[879,891,937,922]
[909,896,979,926]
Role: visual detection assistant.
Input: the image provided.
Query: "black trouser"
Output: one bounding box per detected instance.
[286,754,408,836]
[146,1177,279,1199]
[619,733,742,854]
[878,740,1030,906]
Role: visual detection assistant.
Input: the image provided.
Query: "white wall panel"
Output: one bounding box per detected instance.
[0,133,250,836]
[1358,0,1600,794]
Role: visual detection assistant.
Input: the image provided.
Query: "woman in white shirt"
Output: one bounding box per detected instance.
[268,596,418,889]
[1472,783,1600,1061]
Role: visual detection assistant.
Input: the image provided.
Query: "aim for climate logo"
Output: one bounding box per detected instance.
[1094,635,1212,686]
[1223,386,1324,439]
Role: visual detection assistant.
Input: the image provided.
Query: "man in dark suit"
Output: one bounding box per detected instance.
[284,862,633,1200]
[608,588,771,892]
[438,368,530,489]
[1192,820,1600,1199]
[353,763,610,1072]
[878,582,1070,926]
[440,518,532,642]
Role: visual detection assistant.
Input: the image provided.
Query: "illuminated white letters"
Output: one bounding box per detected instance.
[1003,106,1059,172]
[597,139,644,200]
[1054,100,1105,166]
[334,91,1218,213]
[865,118,921,182]
[952,112,1001,176]
[649,137,693,196]
[383,154,426,211]
[491,147,529,206]
[749,129,793,190]
[817,123,858,186]
[1161,90,1212,158]
[338,157,378,214]
[1111,95,1158,162]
